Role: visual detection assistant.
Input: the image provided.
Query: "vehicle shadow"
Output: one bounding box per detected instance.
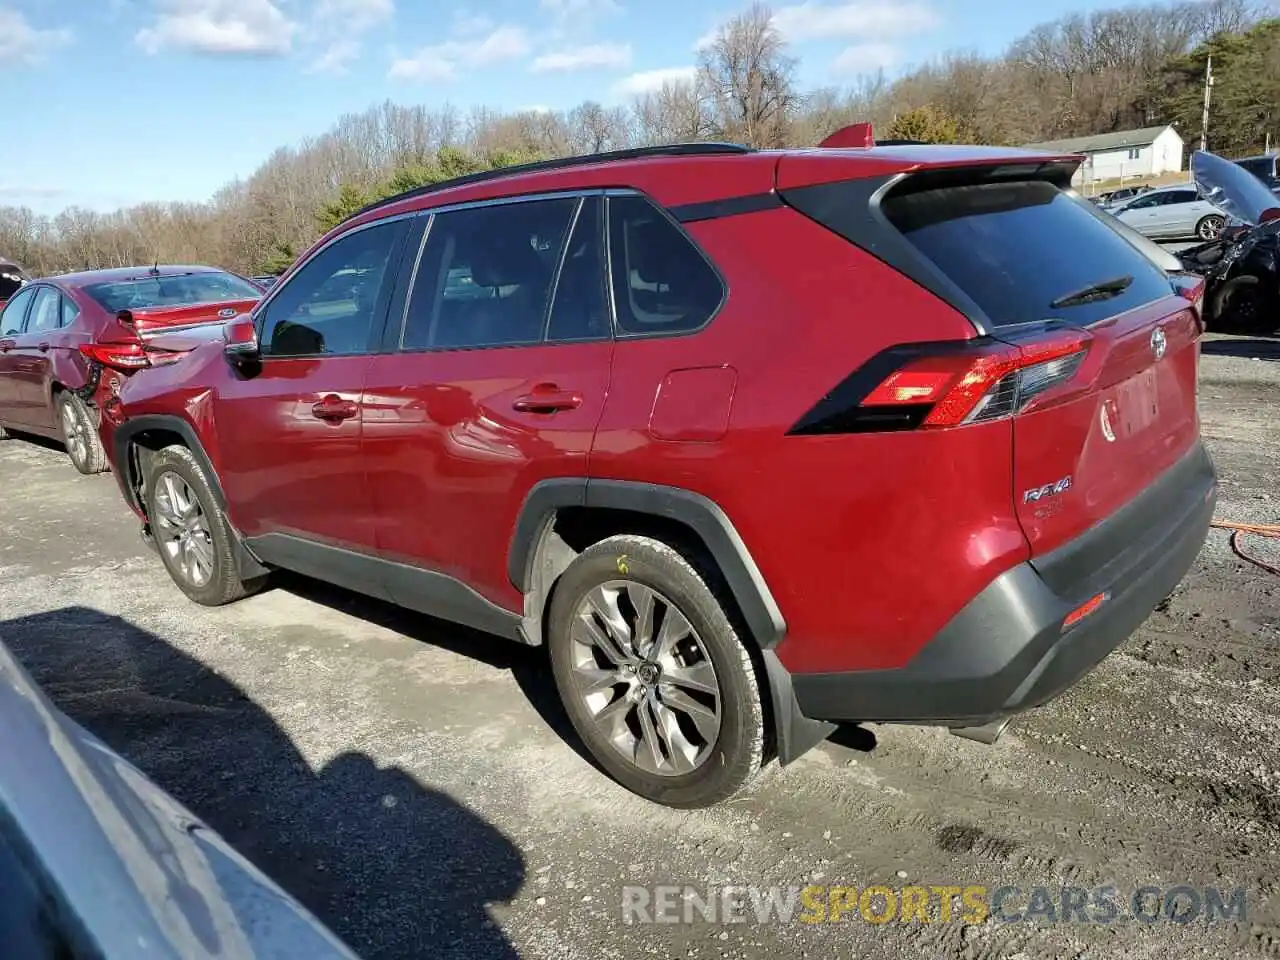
[0,606,525,960]
[272,571,882,766]
[271,571,601,768]
[1201,335,1280,360]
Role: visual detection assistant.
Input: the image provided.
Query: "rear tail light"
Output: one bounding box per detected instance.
[80,341,150,370]
[871,332,1089,428]
[790,330,1091,435]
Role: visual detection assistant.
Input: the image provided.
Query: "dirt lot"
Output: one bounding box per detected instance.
[0,333,1278,960]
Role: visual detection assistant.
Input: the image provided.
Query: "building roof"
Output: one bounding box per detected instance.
[1023,125,1179,155]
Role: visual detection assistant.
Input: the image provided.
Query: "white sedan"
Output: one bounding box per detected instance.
[1102,184,1228,241]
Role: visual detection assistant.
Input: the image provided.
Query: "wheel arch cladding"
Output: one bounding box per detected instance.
[509,479,834,765]
[509,478,786,649]
[114,415,226,512]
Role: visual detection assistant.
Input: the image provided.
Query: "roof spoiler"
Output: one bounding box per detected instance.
[818,123,928,149]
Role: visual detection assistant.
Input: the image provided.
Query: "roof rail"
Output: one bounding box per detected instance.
[348,141,753,222]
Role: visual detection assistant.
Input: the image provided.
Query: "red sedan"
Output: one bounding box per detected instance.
[0,265,262,474]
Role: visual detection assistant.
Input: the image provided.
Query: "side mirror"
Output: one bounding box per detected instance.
[223,316,260,363]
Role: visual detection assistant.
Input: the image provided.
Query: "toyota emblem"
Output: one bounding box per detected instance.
[1150,326,1167,360]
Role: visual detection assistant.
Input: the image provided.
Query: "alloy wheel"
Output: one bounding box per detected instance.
[568,580,722,776]
[153,471,215,588]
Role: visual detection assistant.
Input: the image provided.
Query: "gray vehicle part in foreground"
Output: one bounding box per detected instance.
[0,638,359,960]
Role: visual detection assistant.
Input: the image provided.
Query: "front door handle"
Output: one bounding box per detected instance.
[512,384,583,414]
[311,394,359,423]
[0,339,13,352]
[37,342,49,352]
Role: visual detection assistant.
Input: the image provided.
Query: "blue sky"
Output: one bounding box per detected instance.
[4,0,1125,215]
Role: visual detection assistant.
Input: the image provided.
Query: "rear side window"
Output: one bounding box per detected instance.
[608,195,724,336]
[401,197,577,351]
[882,180,1175,328]
[27,288,61,334]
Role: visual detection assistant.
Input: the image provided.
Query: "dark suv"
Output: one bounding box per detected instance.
[99,133,1216,808]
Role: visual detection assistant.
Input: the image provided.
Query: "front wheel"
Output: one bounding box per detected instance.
[1196,215,1225,241]
[57,392,107,475]
[144,444,266,606]
[546,535,765,808]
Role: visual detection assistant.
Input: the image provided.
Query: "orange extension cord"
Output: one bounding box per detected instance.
[1210,520,1280,577]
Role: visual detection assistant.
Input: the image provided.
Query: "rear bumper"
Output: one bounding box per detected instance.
[788,441,1217,727]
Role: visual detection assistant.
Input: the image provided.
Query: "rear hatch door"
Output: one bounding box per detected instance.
[880,175,1202,560]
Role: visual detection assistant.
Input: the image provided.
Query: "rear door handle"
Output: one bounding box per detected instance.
[37,342,49,352]
[311,394,359,422]
[512,385,583,414]
[0,340,13,352]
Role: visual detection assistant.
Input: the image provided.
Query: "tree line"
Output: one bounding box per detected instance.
[2,0,1275,279]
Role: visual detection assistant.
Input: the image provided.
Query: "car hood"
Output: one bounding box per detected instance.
[1191,149,1280,227]
[0,638,358,960]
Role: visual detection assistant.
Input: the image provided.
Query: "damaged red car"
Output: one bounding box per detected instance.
[0,265,262,474]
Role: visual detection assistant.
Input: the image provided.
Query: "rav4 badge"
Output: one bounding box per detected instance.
[1023,476,1073,503]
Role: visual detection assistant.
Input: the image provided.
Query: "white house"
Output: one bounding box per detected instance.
[1023,125,1186,186]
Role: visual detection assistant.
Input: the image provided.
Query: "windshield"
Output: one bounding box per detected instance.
[84,272,262,312]
[1191,149,1280,227]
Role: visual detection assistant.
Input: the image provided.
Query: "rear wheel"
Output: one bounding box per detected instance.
[1212,274,1280,335]
[546,535,764,808]
[57,392,107,475]
[1196,215,1225,241]
[144,444,266,606]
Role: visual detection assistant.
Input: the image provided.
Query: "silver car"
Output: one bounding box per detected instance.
[1103,184,1227,241]
[0,633,359,960]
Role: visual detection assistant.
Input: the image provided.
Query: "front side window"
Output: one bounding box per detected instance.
[401,197,578,351]
[259,220,407,358]
[1,286,37,335]
[608,195,724,336]
[83,271,261,313]
[27,288,62,334]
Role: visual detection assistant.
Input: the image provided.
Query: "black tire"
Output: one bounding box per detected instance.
[56,391,107,475]
[1212,274,1279,335]
[1196,215,1225,241]
[144,444,266,606]
[546,534,764,808]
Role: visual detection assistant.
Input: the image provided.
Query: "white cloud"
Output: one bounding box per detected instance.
[452,12,493,36]
[772,1,938,41]
[0,8,72,65]
[389,25,530,81]
[310,38,359,73]
[830,41,899,74]
[613,66,697,96]
[532,42,630,73]
[136,0,295,56]
[539,0,621,15]
[315,0,393,31]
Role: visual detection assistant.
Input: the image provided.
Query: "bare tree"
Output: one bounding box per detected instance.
[697,2,801,146]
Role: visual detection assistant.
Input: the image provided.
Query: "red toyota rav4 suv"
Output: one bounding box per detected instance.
[99,134,1216,807]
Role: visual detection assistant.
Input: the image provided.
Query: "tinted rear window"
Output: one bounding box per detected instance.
[882,180,1174,328]
[84,272,261,313]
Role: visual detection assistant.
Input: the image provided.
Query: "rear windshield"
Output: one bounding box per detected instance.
[84,272,261,313]
[882,180,1174,328]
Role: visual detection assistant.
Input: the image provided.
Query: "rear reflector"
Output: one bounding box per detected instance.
[80,341,149,370]
[1062,591,1108,630]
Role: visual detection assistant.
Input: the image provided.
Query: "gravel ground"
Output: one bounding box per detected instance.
[0,332,1278,960]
